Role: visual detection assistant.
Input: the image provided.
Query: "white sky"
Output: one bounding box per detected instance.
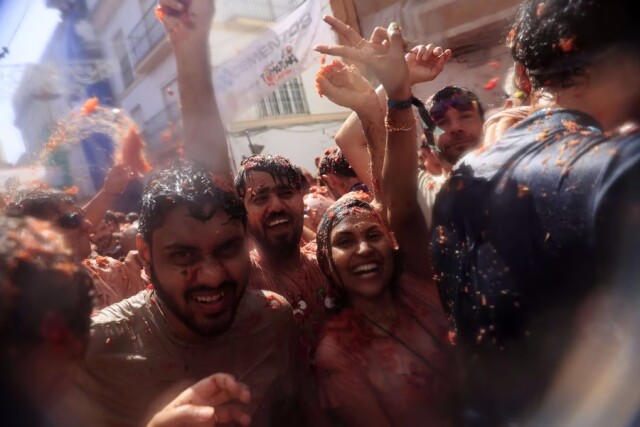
[0,0,60,164]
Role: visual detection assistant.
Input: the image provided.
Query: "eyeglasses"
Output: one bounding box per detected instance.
[428,94,478,122]
[58,212,85,229]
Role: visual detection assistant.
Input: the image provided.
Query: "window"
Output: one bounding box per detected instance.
[220,0,307,22]
[113,31,134,88]
[257,77,309,118]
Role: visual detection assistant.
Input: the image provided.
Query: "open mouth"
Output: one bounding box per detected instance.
[188,289,230,314]
[193,292,225,303]
[265,216,291,232]
[351,262,381,279]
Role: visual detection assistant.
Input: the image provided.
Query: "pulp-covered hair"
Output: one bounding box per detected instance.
[0,216,94,347]
[139,161,246,243]
[316,197,399,310]
[6,188,78,220]
[508,0,640,89]
[318,146,357,178]
[425,86,485,121]
[234,154,305,197]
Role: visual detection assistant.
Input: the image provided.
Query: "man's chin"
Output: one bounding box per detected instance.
[265,238,299,257]
[190,316,235,337]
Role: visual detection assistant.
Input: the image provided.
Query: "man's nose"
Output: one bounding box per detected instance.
[196,256,226,286]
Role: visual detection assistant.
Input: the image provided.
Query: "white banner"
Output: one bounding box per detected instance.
[213,0,333,121]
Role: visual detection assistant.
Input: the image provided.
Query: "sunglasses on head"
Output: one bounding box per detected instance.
[428,94,478,122]
[58,212,85,229]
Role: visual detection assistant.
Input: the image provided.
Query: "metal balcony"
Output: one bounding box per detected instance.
[127,2,170,73]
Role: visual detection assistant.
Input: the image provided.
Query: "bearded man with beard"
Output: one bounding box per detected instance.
[235,155,331,363]
[56,162,300,427]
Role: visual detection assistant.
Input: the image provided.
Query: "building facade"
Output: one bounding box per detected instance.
[83,0,348,174]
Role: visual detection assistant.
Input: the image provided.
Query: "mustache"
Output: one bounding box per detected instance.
[184,281,236,298]
[264,212,291,223]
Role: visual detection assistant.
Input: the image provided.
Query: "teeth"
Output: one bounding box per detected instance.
[353,263,378,274]
[267,218,288,227]
[193,292,224,303]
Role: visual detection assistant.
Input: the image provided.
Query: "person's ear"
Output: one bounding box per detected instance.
[136,234,152,275]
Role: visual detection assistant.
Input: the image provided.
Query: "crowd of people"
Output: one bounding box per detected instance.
[1,0,639,425]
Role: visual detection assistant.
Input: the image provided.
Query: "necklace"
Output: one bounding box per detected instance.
[362,304,448,380]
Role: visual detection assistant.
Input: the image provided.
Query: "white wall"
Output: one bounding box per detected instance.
[228,120,344,173]
[119,56,177,121]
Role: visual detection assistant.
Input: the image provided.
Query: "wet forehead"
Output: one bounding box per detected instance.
[331,210,382,236]
[153,203,244,249]
[245,171,295,194]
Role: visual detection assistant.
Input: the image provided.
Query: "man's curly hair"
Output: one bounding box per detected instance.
[508,0,640,89]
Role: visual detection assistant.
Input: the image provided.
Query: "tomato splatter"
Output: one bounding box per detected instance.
[118,125,152,175]
[63,186,79,195]
[81,97,99,117]
[315,59,349,97]
[154,5,165,22]
[483,77,500,91]
[487,61,500,69]
[557,36,576,53]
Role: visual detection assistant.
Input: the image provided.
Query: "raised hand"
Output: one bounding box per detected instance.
[406,44,452,85]
[316,60,377,113]
[102,164,132,196]
[314,16,410,100]
[146,373,252,427]
[156,0,214,43]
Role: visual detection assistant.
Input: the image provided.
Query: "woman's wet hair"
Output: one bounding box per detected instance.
[508,0,640,89]
[0,216,94,348]
[139,160,246,243]
[234,154,305,198]
[316,197,400,311]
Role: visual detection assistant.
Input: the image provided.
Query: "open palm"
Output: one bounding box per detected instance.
[316,60,376,112]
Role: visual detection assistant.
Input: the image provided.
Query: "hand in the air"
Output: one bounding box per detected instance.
[156,0,214,44]
[102,164,132,196]
[406,44,452,85]
[314,16,410,100]
[316,60,377,113]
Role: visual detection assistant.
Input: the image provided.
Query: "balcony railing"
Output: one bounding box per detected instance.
[128,3,167,67]
[222,0,307,22]
[142,101,182,150]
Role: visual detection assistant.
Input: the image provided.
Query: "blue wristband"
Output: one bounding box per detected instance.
[387,96,414,110]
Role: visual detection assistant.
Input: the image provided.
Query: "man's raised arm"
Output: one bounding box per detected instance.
[158,0,231,176]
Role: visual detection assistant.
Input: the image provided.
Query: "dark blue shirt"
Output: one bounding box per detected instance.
[430,109,640,424]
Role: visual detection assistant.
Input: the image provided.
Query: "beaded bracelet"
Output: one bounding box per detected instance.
[385,118,413,132]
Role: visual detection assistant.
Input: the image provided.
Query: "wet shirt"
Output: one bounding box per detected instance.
[61,289,297,427]
[249,243,331,361]
[316,274,457,427]
[430,109,640,422]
